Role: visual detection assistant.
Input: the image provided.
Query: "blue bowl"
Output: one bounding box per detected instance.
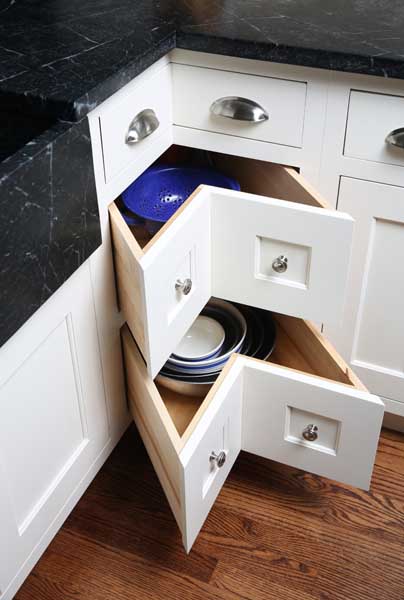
[121,164,240,234]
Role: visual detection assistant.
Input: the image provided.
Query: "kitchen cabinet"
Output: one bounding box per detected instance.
[6,47,404,597]
[0,262,115,600]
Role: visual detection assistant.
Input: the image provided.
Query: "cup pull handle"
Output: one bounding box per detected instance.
[385,127,404,149]
[126,108,160,144]
[210,96,269,123]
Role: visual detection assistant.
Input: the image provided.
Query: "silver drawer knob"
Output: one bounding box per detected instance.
[272,255,288,273]
[125,108,159,144]
[210,450,227,468]
[210,96,269,123]
[302,424,318,442]
[385,127,404,149]
[175,278,192,295]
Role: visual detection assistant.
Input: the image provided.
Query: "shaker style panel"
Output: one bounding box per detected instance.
[344,90,404,168]
[172,63,307,148]
[109,191,211,379]
[330,176,404,403]
[99,64,172,183]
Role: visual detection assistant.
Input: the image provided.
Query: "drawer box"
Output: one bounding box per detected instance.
[172,64,307,148]
[344,90,404,167]
[121,313,384,552]
[98,64,172,183]
[110,156,354,377]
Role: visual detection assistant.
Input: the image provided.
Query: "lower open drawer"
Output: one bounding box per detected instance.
[121,311,384,553]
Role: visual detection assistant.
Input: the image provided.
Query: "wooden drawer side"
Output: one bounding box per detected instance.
[121,326,184,527]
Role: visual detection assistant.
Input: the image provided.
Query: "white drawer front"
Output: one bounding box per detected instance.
[210,186,354,326]
[179,363,243,552]
[344,90,404,168]
[99,64,172,183]
[173,64,307,148]
[242,360,384,489]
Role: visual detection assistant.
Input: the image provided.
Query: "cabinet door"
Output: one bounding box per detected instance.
[0,264,108,599]
[110,190,211,378]
[328,177,404,403]
[210,186,354,326]
[242,359,384,489]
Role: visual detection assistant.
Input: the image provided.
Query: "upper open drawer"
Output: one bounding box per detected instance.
[109,156,354,377]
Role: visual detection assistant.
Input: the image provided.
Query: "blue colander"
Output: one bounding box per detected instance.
[121,164,240,234]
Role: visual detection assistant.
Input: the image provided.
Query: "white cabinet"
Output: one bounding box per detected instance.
[328,177,404,404]
[0,263,110,600]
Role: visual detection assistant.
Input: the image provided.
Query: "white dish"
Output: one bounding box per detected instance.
[168,299,247,368]
[173,315,225,361]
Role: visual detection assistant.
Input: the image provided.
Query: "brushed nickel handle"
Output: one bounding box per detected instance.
[125,108,159,144]
[175,278,192,295]
[210,96,269,123]
[302,424,318,442]
[210,450,227,468]
[272,255,288,273]
[385,128,404,149]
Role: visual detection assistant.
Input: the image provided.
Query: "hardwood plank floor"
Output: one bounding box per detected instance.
[15,426,404,600]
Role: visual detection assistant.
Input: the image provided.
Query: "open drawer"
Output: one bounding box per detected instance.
[121,313,384,553]
[110,155,354,377]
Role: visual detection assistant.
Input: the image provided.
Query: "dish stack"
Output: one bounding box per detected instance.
[156,298,276,397]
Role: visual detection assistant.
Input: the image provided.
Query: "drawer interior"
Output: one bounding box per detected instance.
[155,309,364,439]
[113,145,330,254]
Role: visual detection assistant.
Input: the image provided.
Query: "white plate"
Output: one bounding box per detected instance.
[172,315,225,361]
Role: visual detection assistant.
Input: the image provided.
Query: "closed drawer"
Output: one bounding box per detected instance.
[99,64,171,183]
[110,156,354,378]
[121,312,383,552]
[172,64,307,148]
[344,90,404,167]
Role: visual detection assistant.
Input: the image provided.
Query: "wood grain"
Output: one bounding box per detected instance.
[15,426,404,600]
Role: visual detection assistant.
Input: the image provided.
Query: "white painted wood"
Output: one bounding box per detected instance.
[98,62,172,183]
[179,360,243,552]
[327,177,404,404]
[0,263,109,599]
[209,186,354,326]
[344,90,404,168]
[172,63,307,148]
[140,188,211,377]
[170,49,330,186]
[88,58,173,209]
[241,359,384,490]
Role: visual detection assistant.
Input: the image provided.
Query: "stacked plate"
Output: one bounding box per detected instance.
[156,298,276,397]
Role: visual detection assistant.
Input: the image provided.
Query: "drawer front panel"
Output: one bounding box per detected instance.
[100,64,172,183]
[210,186,354,326]
[110,191,211,378]
[242,360,384,490]
[180,362,243,552]
[173,64,307,148]
[344,90,404,167]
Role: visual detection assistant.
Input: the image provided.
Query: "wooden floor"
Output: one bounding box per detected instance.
[16,425,404,600]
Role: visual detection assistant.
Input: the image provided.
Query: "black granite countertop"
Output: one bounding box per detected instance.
[2,0,404,125]
[2,0,404,347]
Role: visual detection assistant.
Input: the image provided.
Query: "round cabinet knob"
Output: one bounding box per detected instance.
[210,450,227,468]
[175,278,192,295]
[272,255,288,273]
[302,424,318,442]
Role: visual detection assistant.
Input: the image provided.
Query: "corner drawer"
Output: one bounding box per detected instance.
[121,313,383,553]
[172,64,307,148]
[344,90,404,167]
[98,64,172,183]
[110,157,354,378]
